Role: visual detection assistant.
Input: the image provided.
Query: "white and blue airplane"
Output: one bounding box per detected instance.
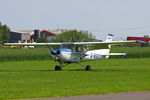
[3,34,144,71]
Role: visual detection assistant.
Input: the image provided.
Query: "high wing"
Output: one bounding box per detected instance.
[73,41,136,45]
[3,43,62,46]
[3,40,137,46]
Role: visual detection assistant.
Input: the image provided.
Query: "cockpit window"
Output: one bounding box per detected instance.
[61,44,74,50]
[61,44,85,52]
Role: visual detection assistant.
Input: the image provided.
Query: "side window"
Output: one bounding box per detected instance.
[75,46,82,52]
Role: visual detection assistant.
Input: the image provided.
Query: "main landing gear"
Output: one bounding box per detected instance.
[78,62,92,71]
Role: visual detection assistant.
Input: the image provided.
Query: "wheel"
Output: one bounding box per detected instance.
[85,65,91,71]
[55,65,59,71]
[55,65,62,71]
[58,66,62,71]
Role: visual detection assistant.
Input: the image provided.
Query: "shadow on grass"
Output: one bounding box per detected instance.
[0,69,128,72]
[62,69,128,72]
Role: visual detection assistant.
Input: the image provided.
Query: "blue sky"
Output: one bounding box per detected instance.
[0,0,150,39]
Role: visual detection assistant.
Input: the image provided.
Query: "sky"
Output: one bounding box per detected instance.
[0,0,150,40]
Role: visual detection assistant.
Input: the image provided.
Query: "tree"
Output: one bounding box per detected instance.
[37,37,48,43]
[0,22,10,43]
[144,35,149,38]
[51,30,96,42]
[142,35,149,47]
[0,23,2,43]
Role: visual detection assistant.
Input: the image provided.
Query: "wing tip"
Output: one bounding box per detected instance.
[136,40,146,44]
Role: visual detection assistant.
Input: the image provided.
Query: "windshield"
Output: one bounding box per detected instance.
[61,44,74,50]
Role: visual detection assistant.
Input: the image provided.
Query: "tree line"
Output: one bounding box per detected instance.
[37,30,96,43]
[0,22,10,43]
[51,30,96,42]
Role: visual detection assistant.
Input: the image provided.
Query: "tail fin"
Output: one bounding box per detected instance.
[105,34,113,58]
[105,34,113,42]
[105,34,114,49]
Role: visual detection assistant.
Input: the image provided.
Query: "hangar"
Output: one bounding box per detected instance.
[127,36,150,41]
[9,30,59,42]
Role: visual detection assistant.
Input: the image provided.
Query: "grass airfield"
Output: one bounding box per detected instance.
[0,58,150,99]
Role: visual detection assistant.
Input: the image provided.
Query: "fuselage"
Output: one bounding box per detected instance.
[51,49,110,63]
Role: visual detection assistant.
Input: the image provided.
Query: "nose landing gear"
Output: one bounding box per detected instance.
[85,65,91,71]
[55,65,62,71]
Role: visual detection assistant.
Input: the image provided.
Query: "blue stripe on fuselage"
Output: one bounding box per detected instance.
[57,49,73,52]
[50,49,73,55]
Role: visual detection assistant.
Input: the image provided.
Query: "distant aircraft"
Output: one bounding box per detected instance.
[3,34,144,71]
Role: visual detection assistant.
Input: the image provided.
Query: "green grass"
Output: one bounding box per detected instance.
[111,46,150,58]
[0,47,51,61]
[0,58,150,99]
[1,46,150,62]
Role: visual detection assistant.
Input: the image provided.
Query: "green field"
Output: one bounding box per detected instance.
[0,46,150,99]
[110,46,150,58]
[0,58,150,99]
[0,47,51,62]
[1,46,150,62]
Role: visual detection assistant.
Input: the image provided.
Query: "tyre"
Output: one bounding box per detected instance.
[58,66,62,71]
[55,65,62,71]
[85,65,91,71]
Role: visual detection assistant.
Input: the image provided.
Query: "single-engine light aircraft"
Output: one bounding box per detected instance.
[3,34,144,71]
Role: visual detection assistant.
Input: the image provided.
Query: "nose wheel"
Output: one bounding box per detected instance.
[85,65,91,71]
[55,65,62,71]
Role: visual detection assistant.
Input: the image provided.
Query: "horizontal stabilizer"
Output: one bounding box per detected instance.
[108,53,127,56]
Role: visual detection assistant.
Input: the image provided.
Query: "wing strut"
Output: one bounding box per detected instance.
[46,45,54,51]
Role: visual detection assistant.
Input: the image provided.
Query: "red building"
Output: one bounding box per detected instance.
[127,37,150,41]
[127,36,150,46]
